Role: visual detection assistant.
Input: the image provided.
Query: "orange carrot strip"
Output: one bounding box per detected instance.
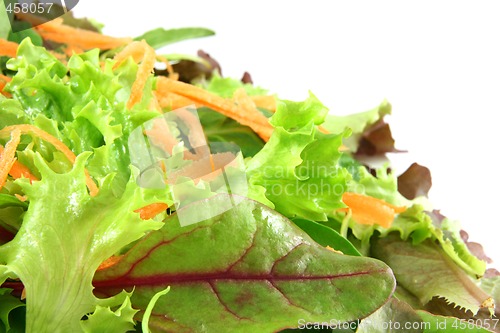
[33,18,131,50]
[0,130,21,190]
[63,45,85,57]
[0,81,11,97]
[251,95,276,112]
[0,39,18,58]
[112,42,146,66]
[97,255,123,271]
[156,55,177,78]
[14,194,27,202]
[318,126,330,134]
[154,90,203,110]
[0,74,11,83]
[134,203,169,220]
[0,125,98,196]
[113,41,156,109]
[1,145,38,182]
[341,192,406,228]
[156,77,273,141]
[9,160,38,182]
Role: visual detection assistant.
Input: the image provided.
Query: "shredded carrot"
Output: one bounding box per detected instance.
[63,45,85,57]
[113,41,156,109]
[0,125,98,196]
[134,203,169,220]
[0,74,11,83]
[155,91,202,110]
[156,55,177,79]
[97,255,123,271]
[14,194,28,202]
[0,81,11,98]
[9,160,38,183]
[0,130,21,191]
[29,17,132,50]
[0,81,7,95]
[0,145,38,183]
[318,126,330,134]
[0,39,18,58]
[251,95,276,112]
[340,192,406,228]
[156,77,273,141]
[326,245,343,254]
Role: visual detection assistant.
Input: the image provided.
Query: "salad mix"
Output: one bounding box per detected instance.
[0,7,499,333]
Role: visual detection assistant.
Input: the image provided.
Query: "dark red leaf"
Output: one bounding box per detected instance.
[397,163,432,199]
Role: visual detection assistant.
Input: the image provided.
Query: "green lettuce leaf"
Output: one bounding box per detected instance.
[197,107,265,157]
[372,235,493,315]
[0,153,169,332]
[416,311,495,333]
[0,2,10,40]
[94,194,396,333]
[292,219,361,257]
[0,288,25,333]
[246,92,350,221]
[141,287,170,333]
[334,163,486,277]
[205,75,269,98]
[322,100,391,152]
[134,27,215,49]
[0,195,27,210]
[478,275,500,319]
[80,296,138,333]
[357,298,423,333]
[4,39,160,191]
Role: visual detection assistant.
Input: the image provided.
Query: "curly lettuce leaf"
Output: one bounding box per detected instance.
[336,163,486,277]
[417,311,496,333]
[4,39,160,190]
[0,153,169,332]
[205,74,269,98]
[80,296,138,333]
[246,92,350,221]
[372,235,493,315]
[322,100,391,152]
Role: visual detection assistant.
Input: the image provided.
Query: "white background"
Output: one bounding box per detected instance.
[74,1,499,264]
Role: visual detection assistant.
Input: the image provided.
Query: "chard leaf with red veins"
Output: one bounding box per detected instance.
[94,195,396,333]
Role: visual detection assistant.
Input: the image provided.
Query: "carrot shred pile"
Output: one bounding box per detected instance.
[31,17,132,50]
[0,125,99,196]
[0,130,21,191]
[134,203,169,220]
[113,40,156,109]
[340,192,406,228]
[155,77,273,141]
[0,39,19,58]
